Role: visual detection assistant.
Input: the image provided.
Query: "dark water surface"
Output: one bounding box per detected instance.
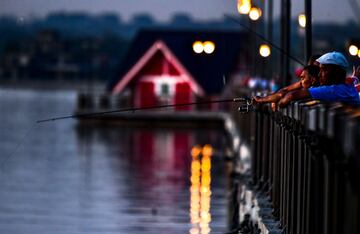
[0,88,232,234]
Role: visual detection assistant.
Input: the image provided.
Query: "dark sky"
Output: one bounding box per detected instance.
[0,0,357,24]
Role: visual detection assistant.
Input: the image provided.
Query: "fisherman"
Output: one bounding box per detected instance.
[278,51,360,108]
[253,65,320,111]
[307,54,321,66]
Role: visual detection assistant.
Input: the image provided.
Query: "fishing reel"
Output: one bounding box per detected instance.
[233,97,255,114]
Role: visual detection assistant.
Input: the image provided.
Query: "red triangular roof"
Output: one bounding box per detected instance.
[112,40,205,96]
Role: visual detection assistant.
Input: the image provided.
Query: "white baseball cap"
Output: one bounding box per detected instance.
[316,51,349,68]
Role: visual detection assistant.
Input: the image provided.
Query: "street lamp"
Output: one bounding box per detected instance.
[237,0,252,14]
[259,44,271,57]
[349,45,359,56]
[193,41,204,54]
[298,14,306,28]
[203,41,215,54]
[346,40,360,65]
[193,41,215,54]
[249,7,262,21]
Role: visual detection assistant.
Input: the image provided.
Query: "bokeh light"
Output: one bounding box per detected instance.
[298,14,306,28]
[349,45,359,56]
[237,0,252,14]
[259,44,271,57]
[192,41,203,54]
[249,7,261,21]
[203,41,215,54]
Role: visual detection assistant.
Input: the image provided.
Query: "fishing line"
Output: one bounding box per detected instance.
[0,123,38,171]
[224,14,306,67]
[36,97,251,123]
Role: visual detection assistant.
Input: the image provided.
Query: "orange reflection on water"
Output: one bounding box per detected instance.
[202,144,213,157]
[189,145,213,234]
[191,145,202,158]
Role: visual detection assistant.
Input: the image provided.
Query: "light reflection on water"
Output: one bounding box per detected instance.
[189,145,213,234]
[0,89,231,233]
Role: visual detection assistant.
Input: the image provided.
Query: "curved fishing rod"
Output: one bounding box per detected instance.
[39,15,295,124]
[37,97,253,123]
[224,14,306,67]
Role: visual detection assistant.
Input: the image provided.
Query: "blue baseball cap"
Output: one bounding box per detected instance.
[316,51,349,68]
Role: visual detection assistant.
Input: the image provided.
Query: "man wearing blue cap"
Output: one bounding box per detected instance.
[278,51,360,107]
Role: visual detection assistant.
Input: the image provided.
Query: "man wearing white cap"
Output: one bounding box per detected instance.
[278,51,360,107]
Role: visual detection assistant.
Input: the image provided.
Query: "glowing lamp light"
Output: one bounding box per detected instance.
[237,1,252,15]
[358,50,360,58]
[249,7,262,21]
[259,44,271,57]
[237,0,252,14]
[203,41,215,54]
[193,41,203,54]
[248,78,256,89]
[349,45,359,56]
[298,14,306,28]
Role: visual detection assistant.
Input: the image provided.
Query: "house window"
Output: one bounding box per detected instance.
[160,83,170,97]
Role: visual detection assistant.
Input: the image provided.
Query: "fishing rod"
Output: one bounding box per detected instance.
[36,97,254,123]
[224,14,306,67]
[39,15,295,124]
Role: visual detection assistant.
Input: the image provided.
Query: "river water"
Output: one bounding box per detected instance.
[0,88,233,234]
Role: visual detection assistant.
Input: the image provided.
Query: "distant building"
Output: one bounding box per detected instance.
[109,29,250,110]
[0,30,128,81]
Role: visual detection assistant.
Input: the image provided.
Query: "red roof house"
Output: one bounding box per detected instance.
[112,40,204,110]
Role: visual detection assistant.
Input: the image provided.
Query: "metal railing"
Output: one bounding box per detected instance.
[235,100,360,234]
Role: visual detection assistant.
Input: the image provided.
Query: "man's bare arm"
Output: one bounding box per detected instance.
[283,81,303,92]
[254,81,302,104]
[278,89,311,108]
